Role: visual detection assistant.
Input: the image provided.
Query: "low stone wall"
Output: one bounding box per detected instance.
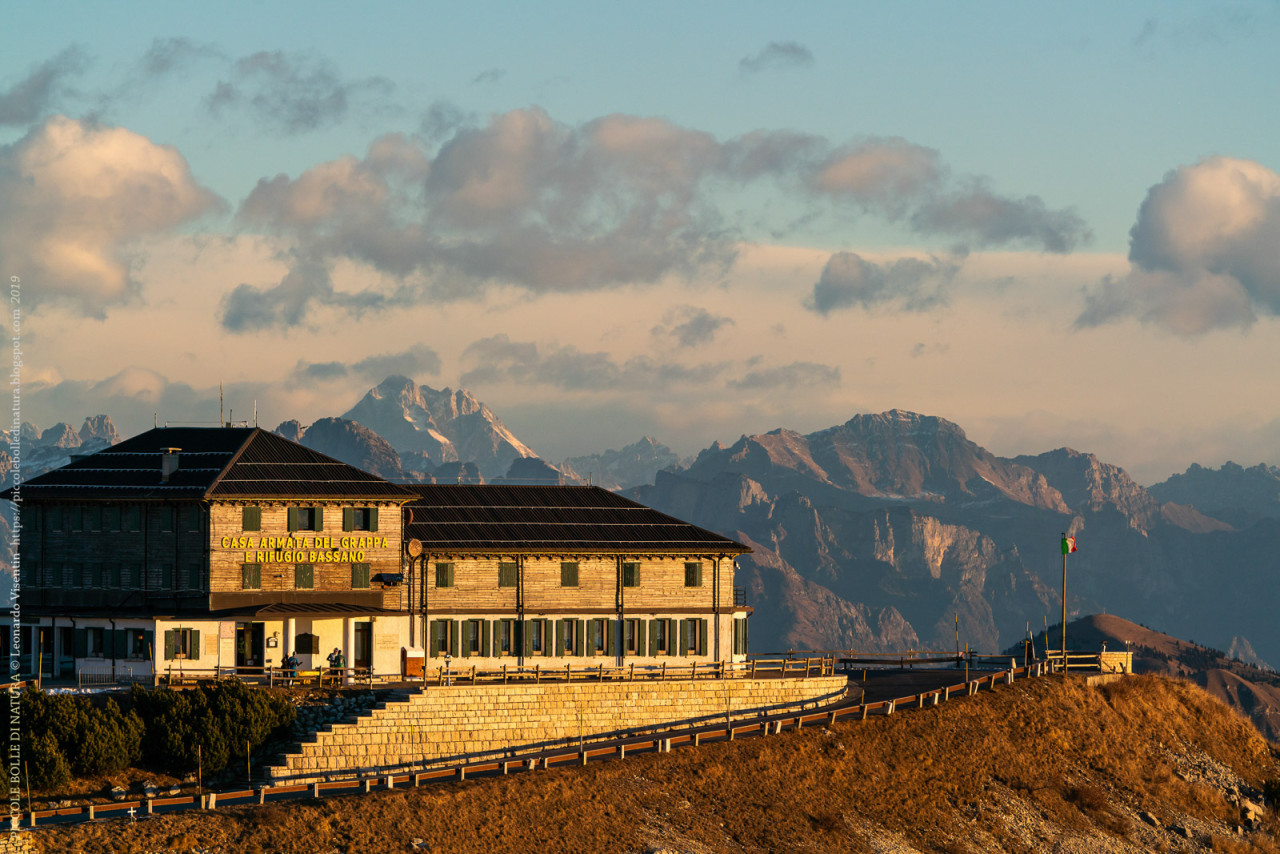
[267,675,848,783]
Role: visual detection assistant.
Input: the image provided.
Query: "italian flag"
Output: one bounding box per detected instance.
[1061,535,1078,555]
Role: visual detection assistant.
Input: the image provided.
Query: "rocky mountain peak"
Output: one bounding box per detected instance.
[79,415,120,444]
[40,423,81,449]
[1013,447,1160,528]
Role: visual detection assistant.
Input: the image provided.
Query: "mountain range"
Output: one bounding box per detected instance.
[7,379,1280,675]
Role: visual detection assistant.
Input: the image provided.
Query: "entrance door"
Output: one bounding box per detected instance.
[235,623,265,669]
[353,622,372,670]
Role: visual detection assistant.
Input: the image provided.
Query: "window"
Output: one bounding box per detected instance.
[242,506,261,531]
[88,563,104,588]
[158,506,173,533]
[465,620,482,655]
[86,505,101,532]
[498,620,515,656]
[108,563,122,588]
[684,619,703,655]
[68,505,84,532]
[530,619,545,654]
[653,619,669,655]
[295,633,320,655]
[622,561,641,587]
[563,620,578,655]
[71,563,84,586]
[343,507,378,532]
[684,561,703,587]
[102,505,120,531]
[85,627,105,658]
[590,619,607,655]
[625,619,641,654]
[163,628,200,661]
[183,560,202,590]
[48,505,63,532]
[560,561,579,587]
[161,563,175,588]
[435,562,455,588]
[125,563,141,588]
[734,618,749,655]
[241,563,262,590]
[183,505,202,532]
[126,629,150,660]
[294,563,314,589]
[287,506,323,532]
[431,620,455,656]
[351,563,371,589]
[123,505,141,532]
[498,561,518,588]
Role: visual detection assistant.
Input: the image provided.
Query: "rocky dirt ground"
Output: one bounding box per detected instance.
[24,674,1280,853]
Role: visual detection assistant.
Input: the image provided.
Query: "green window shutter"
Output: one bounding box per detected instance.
[498,561,517,587]
[481,620,491,657]
[72,563,84,586]
[74,629,88,659]
[744,617,749,653]
[352,563,370,588]
[109,563,122,587]
[543,620,554,657]
[436,563,454,588]
[243,506,261,531]
[636,620,646,657]
[606,620,617,656]
[555,621,565,657]
[113,630,128,659]
[342,507,353,531]
[449,621,460,657]
[287,507,299,531]
[522,621,534,657]
[561,561,579,587]
[295,564,314,589]
[163,630,177,661]
[648,620,659,656]
[677,620,686,657]
[623,561,640,587]
[191,630,201,660]
[699,620,708,657]
[369,507,378,531]
[428,621,440,658]
[685,562,702,587]
[576,620,586,657]
[143,631,154,660]
[460,622,472,658]
[314,506,324,531]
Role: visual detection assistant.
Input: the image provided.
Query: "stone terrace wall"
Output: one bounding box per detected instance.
[268,676,848,784]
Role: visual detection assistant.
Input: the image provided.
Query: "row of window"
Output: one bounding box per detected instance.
[71,627,153,660]
[241,562,372,590]
[429,617,709,658]
[38,504,200,534]
[21,562,203,590]
[435,561,706,589]
[244,506,378,533]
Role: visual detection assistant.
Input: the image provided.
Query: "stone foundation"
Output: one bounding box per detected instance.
[267,675,848,783]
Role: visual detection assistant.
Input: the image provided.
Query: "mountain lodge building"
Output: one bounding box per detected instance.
[2,426,751,681]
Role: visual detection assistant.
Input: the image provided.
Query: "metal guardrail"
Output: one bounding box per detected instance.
[733,586,747,606]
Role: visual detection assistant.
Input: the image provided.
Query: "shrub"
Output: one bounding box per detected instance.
[26,732,71,792]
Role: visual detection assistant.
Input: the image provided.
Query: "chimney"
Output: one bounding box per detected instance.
[161,447,181,483]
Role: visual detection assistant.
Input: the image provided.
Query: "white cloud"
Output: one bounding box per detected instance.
[1079,156,1280,334]
[0,116,221,315]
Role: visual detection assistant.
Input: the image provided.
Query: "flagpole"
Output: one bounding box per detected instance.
[1061,531,1067,675]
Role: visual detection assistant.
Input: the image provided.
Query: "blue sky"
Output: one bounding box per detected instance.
[4,2,1280,483]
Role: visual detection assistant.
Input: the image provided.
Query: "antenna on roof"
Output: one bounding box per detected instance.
[154,412,158,428]
[220,381,225,427]
[254,400,258,428]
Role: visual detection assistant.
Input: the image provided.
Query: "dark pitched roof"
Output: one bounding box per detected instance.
[405,485,750,555]
[8,427,417,502]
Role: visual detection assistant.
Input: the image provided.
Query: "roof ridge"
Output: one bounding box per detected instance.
[201,427,261,498]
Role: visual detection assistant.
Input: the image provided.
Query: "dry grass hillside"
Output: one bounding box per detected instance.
[1037,614,1280,744]
[37,674,1280,854]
